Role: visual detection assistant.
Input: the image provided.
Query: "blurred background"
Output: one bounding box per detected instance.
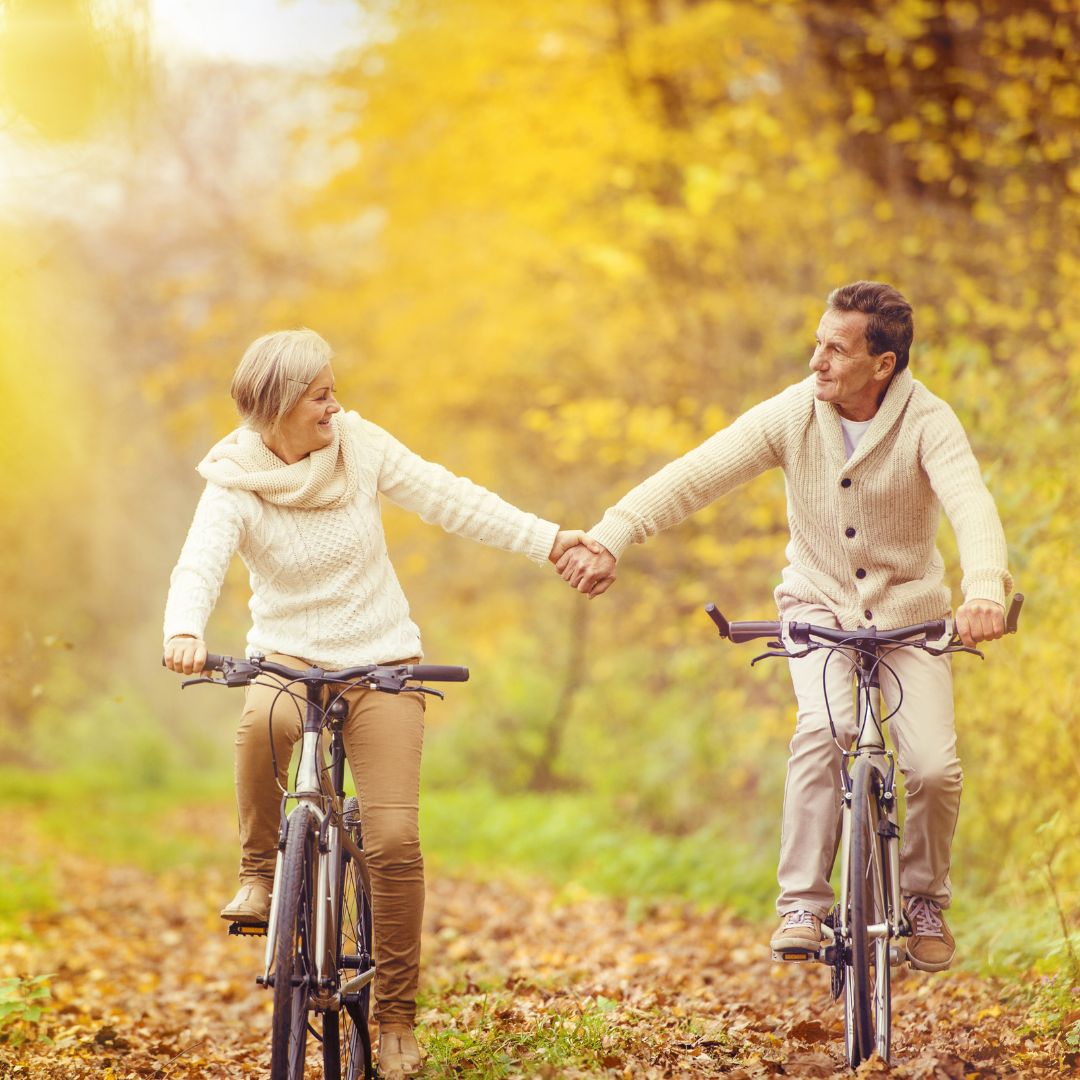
[1,0,1076,973]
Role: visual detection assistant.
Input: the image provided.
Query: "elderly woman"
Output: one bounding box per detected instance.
[163,329,593,1078]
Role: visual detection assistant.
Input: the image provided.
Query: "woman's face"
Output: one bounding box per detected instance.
[268,363,341,463]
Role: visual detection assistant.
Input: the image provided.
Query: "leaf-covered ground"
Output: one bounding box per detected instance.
[0,833,1075,1078]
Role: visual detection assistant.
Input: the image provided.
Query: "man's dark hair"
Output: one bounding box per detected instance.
[827,281,914,372]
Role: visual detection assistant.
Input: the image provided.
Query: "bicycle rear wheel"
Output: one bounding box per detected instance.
[323,796,375,1080]
[270,804,318,1080]
[846,756,892,1066]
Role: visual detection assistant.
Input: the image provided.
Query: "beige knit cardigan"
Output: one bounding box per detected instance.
[588,369,1011,629]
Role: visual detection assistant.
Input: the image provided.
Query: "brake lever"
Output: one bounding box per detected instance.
[181,676,226,689]
[948,645,985,659]
[750,650,791,667]
[411,685,446,700]
[951,626,987,659]
[922,633,985,660]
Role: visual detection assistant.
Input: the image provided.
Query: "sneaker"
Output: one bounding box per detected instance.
[220,881,271,924]
[904,895,955,971]
[378,1024,422,1079]
[771,909,825,960]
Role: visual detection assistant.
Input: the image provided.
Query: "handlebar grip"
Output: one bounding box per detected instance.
[704,603,730,638]
[161,650,228,672]
[728,620,782,643]
[1006,592,1024,634]
[405,665,470,682]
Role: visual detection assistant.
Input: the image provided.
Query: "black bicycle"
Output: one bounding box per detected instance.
[705,594,1022,1069]
[176,654,469,1080]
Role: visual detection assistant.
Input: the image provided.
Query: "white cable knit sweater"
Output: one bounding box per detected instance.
[588,370,1012,629]
[163,411,559,666]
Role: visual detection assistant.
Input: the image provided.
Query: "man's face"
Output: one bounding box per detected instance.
[809,308,895,421]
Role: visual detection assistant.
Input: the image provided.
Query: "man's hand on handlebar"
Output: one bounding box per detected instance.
[164,634,208,675]
[954,599,1005,649]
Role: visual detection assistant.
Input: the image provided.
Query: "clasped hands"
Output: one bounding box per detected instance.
[548,531,616,599]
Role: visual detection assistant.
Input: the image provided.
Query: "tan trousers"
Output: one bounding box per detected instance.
[234,653,426,1026]
[776,604,961,918]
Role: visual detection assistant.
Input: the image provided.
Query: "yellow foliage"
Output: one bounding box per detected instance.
[0,0,1077,899]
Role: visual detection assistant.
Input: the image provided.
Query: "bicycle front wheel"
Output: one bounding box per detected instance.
[270,804,318,1080]
[846,756,892,1066]
[324,797,375,1080]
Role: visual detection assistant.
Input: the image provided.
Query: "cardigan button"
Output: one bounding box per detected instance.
[845,527,856,538]
[841,478,852,488]
[856,568,867,579]
[865,610,873,620]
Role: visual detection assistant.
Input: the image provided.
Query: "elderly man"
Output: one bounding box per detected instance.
[558,281,1011,970]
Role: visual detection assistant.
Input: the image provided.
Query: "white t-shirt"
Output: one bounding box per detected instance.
[840,415,874,459]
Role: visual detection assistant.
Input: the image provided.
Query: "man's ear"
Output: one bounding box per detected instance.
[874,351,897,382]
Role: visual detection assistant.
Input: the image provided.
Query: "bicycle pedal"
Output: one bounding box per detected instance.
[228,922,267,937]
[772,947,822,962]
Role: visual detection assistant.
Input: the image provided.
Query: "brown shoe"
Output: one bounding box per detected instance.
[904,895,955,971]
[378,1024,421,1079]
[220,882,271,924]
[770,910,826,960]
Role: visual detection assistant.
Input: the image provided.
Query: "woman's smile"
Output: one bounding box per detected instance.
[265,363,340,462]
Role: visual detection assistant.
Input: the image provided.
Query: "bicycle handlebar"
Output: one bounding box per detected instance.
[705,594,1024,648]
[165,653,470,686]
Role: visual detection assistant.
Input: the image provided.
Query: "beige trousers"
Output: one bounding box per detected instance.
[776,604,961,918]
[234,653,426,1026]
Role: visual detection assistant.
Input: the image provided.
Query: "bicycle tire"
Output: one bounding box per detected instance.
[847,756,892,1066]
[324,797,375,1080]
[270,804,318,1080]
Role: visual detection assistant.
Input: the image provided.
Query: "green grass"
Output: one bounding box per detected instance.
[420,993,626,1079]
[1004,969,1080,1052]
[0,764,235,882]
[0,862,56,939]
[420,786,777,921]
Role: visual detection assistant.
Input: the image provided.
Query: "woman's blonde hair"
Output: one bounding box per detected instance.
[230,328,333,433]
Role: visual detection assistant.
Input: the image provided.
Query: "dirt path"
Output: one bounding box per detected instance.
[0,844,1072,1078]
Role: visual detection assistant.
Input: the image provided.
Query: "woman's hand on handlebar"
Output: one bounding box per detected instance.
[955,599,1005,648]
[164,634,208,674]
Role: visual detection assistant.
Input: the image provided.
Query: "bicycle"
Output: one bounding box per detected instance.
[172,653,469,1080]
[704,594,1023,1069]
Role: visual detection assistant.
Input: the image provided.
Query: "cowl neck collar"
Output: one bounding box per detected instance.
[197,412,359,509]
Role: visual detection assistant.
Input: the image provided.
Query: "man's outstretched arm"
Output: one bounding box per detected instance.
[552,389,788,599]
